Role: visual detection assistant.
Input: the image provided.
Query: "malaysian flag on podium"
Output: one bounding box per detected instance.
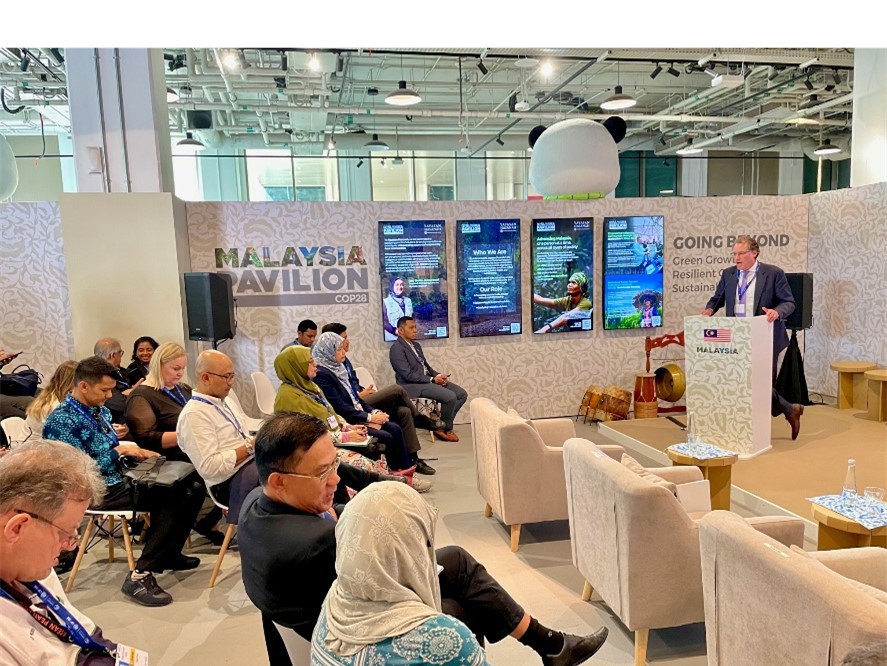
[704,328,732,343]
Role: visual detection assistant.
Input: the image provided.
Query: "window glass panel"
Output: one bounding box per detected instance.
[370,151,411,201]
[171,143,202,201]
[294,156,338,201]
[803,155,833,193]
[415,151,455,201]
[485,150,526,200]
[245,149,294,201]
[645,153,677,197]
[616,151,641,198]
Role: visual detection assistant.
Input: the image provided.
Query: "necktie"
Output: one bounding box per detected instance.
[737,270,748,317]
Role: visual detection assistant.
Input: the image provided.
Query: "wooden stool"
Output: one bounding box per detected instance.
[864,369,887,422]
[830,361,878,409]
[666,448,738,511]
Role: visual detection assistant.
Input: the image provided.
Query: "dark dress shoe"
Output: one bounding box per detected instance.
[542,627,609,666]
[197,529,227,546]
[433,429,459,442]
[786,403,804,440]
[414,459,437,475]
[415,414,446,431]
[162,554,201,571]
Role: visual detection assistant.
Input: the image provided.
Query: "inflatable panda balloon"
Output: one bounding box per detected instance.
[528,117,626,199]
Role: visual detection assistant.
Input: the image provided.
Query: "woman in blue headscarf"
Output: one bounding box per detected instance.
[383,276,413,341]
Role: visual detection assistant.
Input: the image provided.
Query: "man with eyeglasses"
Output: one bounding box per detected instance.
[93,337,143,423]
[238,413,609,666]
[177,350,261,518]
[1,439,147,664]
[43,356,204,607]
[702,234,804,439]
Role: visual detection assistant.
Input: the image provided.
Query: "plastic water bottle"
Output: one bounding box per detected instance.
[842,459,857,498]
[686,413,698,445]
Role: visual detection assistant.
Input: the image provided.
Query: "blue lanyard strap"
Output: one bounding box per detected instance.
[190,396,247,440]
[162,386,187,406]
[67,398,118,445]
[737,269,757,301]
[0,581,111,653]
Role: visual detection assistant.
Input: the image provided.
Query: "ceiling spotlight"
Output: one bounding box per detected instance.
[540,61,554,78]
[167,53,186,72]
[600,85,637,111]
[804,77,814,91]
[385,81,422,106]
[650,63,663,79]
[176,132,205,152]
[767,66,779,81]
[280,52,288,71]
[221,50,240,72]
[667,63,680,77]
[166,87,179,102]
[356,158,364,168]
[19,54,29,72]
[48,48,65,65]
[364,133,389,150]
[799,94,819,110]
[832,70,842,85]
[813,139,841,156]
[515,99,531,112]
[495,136,505,146]
[476,58,489,76]
[380,158,387,168]
[308,53,321,72]
[676,138,703,155]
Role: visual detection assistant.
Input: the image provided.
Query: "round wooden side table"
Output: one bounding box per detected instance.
[811,503,887,550]
[666,448,739,511]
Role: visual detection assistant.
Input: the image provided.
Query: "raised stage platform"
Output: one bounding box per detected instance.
[597,404,887,545]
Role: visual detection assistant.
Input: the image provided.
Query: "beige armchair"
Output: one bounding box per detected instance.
[699,510,887,666]
[469,397,623,552]
[563,438,805,666]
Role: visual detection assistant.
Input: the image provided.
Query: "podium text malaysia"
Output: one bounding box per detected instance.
[685,315,773,459]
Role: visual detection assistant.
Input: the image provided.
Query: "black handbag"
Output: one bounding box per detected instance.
[119,455,196,510]
[0,364,43,397]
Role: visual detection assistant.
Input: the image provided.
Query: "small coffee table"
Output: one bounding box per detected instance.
[666,448,739,511]
[811,503,887,550]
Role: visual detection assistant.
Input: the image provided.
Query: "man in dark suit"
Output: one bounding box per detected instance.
[389,316,467,442]
[702,235,804,439]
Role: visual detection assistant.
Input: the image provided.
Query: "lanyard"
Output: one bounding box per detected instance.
[190,396,247,440]
[0,581,110,654]
[737,268,757,301]
[67,398,118,445]
[162,385,187,406]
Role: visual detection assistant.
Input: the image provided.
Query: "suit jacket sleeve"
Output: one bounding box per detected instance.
[314,368,369,423]
[390,341,432,385]
[705,269,729,313]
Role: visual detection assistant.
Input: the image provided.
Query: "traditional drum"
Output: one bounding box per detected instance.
[579,385,605,422]
[596,386,632,421]
[654,363,686,402]
[633,373,658,419]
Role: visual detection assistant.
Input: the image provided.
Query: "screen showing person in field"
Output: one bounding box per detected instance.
[531,217,594,334]
[457,219,522,338]
[603,215,664,330]
[378,220,449,341]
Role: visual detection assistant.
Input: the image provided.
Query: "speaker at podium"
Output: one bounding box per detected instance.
[184,272,236,344]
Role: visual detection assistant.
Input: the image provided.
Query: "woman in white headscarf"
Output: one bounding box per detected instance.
[312,481,488,665]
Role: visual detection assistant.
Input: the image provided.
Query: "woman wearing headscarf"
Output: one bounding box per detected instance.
[533,271,593,333]
[312,481,489,666]
[273,346,429,491]
[383,276,413,341]
[311,332,415,475]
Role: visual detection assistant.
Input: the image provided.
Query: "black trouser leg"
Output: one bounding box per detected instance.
[436,545,525,644]
[771,348,792,417]
[136,474,204,571]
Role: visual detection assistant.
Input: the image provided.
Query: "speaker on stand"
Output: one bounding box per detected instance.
[777,273,813,405]
[184,272,236,349]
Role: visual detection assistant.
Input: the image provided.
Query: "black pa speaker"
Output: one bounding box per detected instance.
[184,272,236,342]
[784,272,813,330]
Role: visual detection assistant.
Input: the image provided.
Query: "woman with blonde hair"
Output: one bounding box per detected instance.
[125,341,225,544]
[24,360,77,436]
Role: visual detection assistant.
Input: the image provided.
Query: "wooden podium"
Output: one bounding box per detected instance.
[685,315,773,459]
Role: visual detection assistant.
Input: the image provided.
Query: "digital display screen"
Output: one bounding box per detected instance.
[602,215,665,330]
[378,220,449,341]
[456,219,522,338]
[531,217,594,334]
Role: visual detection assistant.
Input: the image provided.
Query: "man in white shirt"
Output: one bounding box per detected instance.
[0,440,140,665]
[177,350,258,516]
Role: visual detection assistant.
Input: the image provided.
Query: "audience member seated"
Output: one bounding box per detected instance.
[322,322,438,475]
[125,343,224,544]
[312,481,485,665]
[177,350,260,521]
[312,332,417,477]
[125,336,158,385]
[93,337,142,423]
[286,318,317,350]
[24,360,77,437]
[1,440,145,665]
[43,356,203,607]
[390,316,467,442]
[274,344,429,491]
[238,413,608,665]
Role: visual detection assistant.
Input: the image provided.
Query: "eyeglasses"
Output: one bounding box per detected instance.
[207,371,236,382]
[15,510,80,549]
[732,250,753,257]
[272,458,340,483]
